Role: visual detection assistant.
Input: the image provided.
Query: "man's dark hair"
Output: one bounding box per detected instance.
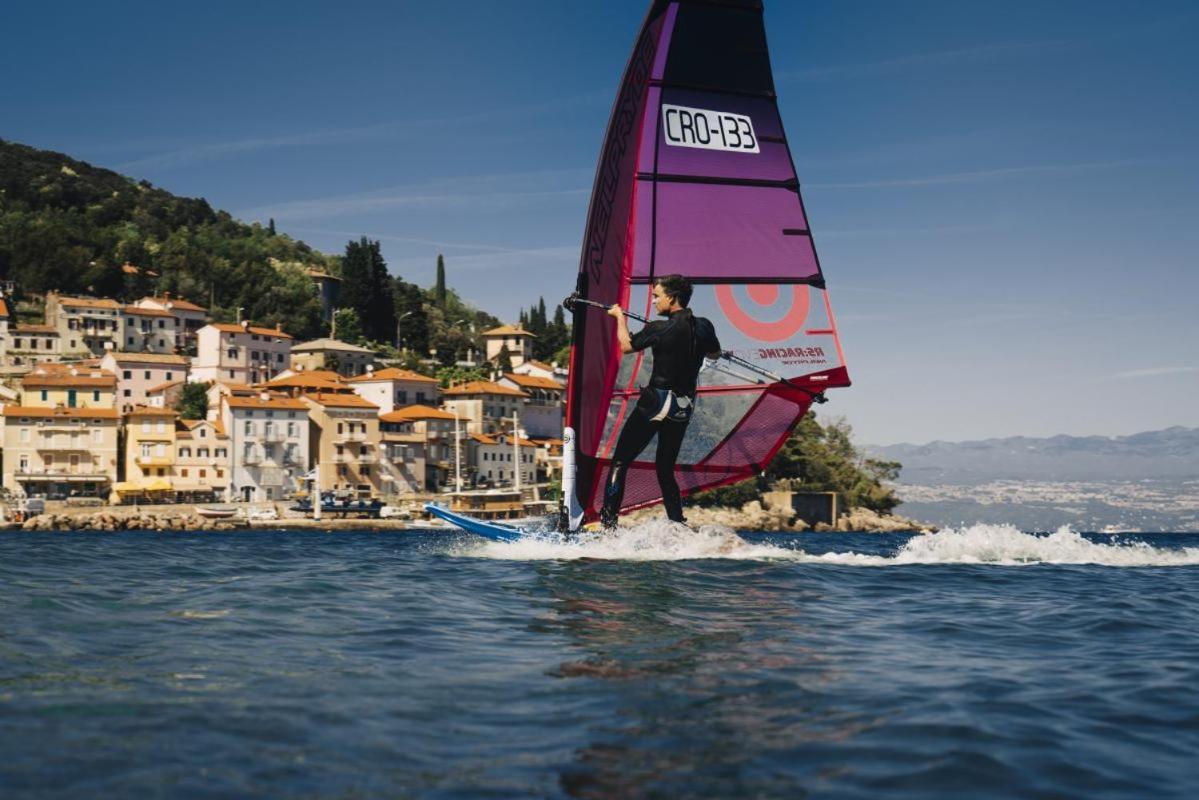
[655,274,693,308]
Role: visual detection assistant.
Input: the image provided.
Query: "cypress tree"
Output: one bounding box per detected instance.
[435,254,446,308]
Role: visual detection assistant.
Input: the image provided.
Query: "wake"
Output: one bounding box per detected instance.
[456,521,1199,567]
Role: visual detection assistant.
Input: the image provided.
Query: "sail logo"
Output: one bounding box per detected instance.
[716,284,810,342]
[662,105,760,154]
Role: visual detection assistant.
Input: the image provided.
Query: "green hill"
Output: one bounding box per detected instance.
[0,138,336,338]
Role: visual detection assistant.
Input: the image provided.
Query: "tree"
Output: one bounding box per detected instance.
[435,254,447,308]
[496,344,514,374]
[268,218,276,235]
[337,237,396,343]
[176,381,210,420]
[332,308,364,344]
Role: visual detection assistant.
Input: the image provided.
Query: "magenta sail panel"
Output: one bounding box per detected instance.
[567,0,850,525]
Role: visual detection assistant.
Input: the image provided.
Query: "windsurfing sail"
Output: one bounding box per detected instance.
[564,0,850,528]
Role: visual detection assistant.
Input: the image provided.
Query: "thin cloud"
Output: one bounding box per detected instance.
[1109,366,1199,380]
[779,38,1073,83]
[236,169,590,222]
[115,90,609,172]
[807,158,1151,190]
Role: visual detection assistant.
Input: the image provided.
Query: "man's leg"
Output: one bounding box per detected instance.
[600,410,658,529]
[654,419,689,523]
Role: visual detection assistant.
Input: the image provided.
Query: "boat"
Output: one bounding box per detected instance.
[194,506,238,520]
[433,0,851,538]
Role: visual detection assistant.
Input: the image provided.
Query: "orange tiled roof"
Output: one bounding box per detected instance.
[124,405,179,418]
[147,379,185,393]
[209,323,293,340]
[481,324,535,337]
[442,380,527,397]
[380,404,457,422]
[470,433,498,445]
[56,296,120,310]
[122,305,173,317]
[301,392,379,410]
[106,352,189,365]
[13,324,58,334]
[262,373,346,391]
[0,298,8,318]
[160,297,206,312]
[2,405,119,419]
[225,396,309,411]
[346,367,438,384]
[22,369,117,388]
[502,373,563,390]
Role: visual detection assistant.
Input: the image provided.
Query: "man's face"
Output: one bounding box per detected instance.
[652,284,674,316]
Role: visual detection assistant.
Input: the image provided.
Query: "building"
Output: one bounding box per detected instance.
[511,358,567,381]
[44,293,122,357]
[289,338,375,378]
[471,431,537,489]
[122,406,179,491]
[101,352,190,413]
[259,371,351,397]
[20,364,117,409]
[192,321,293,386]
[498,373,564,439]
[134,294,208,354]
[441,380,528,435]
[480,324,535,368]
[300,392,384,499]
[146,379,185,409]
[380,405,459,490]
[1,405,120,498]
[378,414,426,497]
[346,367,439,414]
[5,324,61,367]
[220,394,310,502]
[174,419,231,501]
[307,271,341,323]
[120,305,178,354]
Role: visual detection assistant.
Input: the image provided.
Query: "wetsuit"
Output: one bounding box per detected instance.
[600,308,720,528]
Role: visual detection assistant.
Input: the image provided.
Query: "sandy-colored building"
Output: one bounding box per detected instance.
[290,338,375,378]
[134,294,208,354]
[174,418,231,501]
[346,367,439,414]
[2,405,120,498]
[120,305,178,354]
[45,293,122,357]
[101,352,190,413]
[471,431,537,489]
[381,404,460,490]
[20,364,117,409]
[378,413,426,496]
[300,392,384,498]
[5,324,61,368]
[441,380,528,435]
[192,321,293,385]
[481,324,535,368]
[220,394,310,502]
[498,373,564,439]
[122,406,179,490]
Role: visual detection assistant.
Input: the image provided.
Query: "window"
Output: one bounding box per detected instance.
[198,447,210,458]
[141,443,151,458]
[180,447,191,458]
[199,427,207,438]
[40,390,47,401]
[287,422,297,437]
[227,370,235,379]
[123,370,132,379]
[19,455,29,471]
[142,420,151,433]
[154,443,166,457]
[245,420,255,436]
[155,420,166,434]
[181,469,189,477]
[19,428,30,443]
[165,372,173,380]
[215,448,226,458]
[92,429,102,444]
[199,469,207,478]
[93,391,100,402]
[123,389,132,398]
[144,371,151,380]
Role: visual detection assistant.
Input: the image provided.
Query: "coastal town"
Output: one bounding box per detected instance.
[0,275,569,525]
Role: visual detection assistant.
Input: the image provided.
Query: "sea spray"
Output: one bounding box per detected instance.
[456,521,1199,567]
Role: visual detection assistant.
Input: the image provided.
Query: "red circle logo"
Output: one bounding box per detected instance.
[715,284,810,342]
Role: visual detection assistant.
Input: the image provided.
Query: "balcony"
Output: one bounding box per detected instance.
[135,456,175,467]
[336,430,367,443]
[35,440,91,452]
[242,452,263,465]
[16,467,109,480]
[357,452,377,464]
[262,429,286,443]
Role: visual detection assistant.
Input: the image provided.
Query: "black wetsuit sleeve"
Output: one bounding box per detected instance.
[695,317,721,356]
[630,321,667,352]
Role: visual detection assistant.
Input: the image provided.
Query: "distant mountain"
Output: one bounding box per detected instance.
[864,427,1199,485]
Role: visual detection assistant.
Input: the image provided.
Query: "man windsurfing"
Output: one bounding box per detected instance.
[601,274,722,529]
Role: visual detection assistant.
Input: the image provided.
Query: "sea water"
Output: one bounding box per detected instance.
[2,525,1197,799]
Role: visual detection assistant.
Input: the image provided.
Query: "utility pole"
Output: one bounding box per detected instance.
[512,412,521,496]
[454,410,462,494]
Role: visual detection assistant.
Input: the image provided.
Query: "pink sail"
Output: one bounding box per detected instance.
[566,0,850,524]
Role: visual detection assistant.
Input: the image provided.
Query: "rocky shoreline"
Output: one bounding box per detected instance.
[10,501,935,533]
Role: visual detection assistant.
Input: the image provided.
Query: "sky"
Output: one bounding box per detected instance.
[2,0,1197,445]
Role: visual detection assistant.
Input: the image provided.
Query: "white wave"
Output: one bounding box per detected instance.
[168,609,232,619]
[456,522,1199,567]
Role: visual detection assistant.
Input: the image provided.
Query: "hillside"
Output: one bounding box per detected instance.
[0,138,336,339]
[865,427,1199,484]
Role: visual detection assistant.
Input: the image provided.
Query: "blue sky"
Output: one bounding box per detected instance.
[3,0,1196,444]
